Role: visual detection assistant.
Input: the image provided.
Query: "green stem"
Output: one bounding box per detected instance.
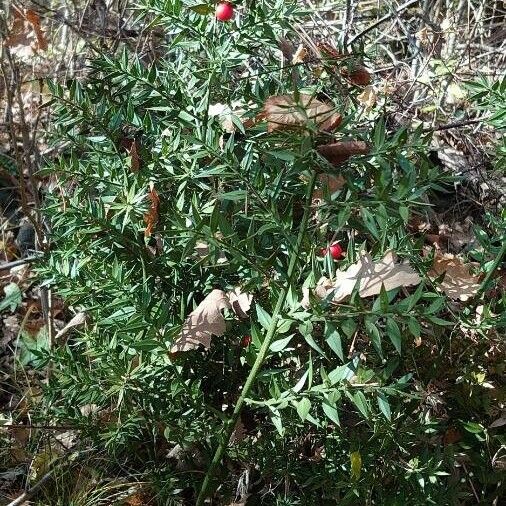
[196,170,318,505]
[477,239,506,296]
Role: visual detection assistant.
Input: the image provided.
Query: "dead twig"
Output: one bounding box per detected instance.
[348,0,421,46]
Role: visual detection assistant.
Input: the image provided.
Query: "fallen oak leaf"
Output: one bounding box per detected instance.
[171,287,254,352]
[428,251,481,301]
[171,289,231,352]
[314,250,421,303]
[317,141,369,166]
[263,94,341,133]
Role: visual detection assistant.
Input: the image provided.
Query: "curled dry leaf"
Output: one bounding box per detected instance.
[314,250,421,303]
[171,289,231,352]
[228,287,253,319]
[292,44,308,64]
[428,251,481,301]
[263,94,341,133]
[144,187,160,237]
[341,65,372,86]
[171,288,253,352]
[317,141,369,166]
[357,85,377,109]
[54,312,88,342]
[316,42,344,60]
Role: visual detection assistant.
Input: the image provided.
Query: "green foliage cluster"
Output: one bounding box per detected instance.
[33,1,504,503]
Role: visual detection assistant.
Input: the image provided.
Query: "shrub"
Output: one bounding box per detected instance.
[36,1,504,503]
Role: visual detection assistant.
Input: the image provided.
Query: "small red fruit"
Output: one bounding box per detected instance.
[216,2,234,21]
[241,335,252,348]
[320,242,344,260]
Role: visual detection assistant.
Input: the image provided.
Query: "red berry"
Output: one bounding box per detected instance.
[241,335,252,348]
[216,2,234,21]
[321,243,344,260]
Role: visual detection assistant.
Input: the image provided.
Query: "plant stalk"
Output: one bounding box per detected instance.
[196,170,318,505]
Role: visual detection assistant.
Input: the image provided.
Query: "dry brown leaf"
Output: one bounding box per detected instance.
[129,139,141,172]
[315,251,421,303]
[54,312,88,342]
[292,44,308,64]
[144,186,160,237]
[317,141,369,166]
[312,174,346,202]
[342,65,372,86]
[171,288,253,352]
[171,290,231,352]
[428,252,481,301]
[357,85,377,109]
[316,42,344,60]
[228,287,252,319]
[263,94,341,133]
[6,7,48,56]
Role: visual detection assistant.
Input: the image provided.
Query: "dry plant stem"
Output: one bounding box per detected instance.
[6,469,55,506]
[348,0,420,46]
[196,170,318,506]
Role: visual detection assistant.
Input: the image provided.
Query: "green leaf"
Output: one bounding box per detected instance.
[270,410,285,436]
[365,317,383,358]
[377,393,392,421]
[426,315,454,326]
[325,322,344,362]
[189,3,213,15]
[296,397,311,421]
[462,421,484,434]
[292,369,309,393]
[349,390,369,419]
[407,317,421,338]
[386,317,402,354]
[341,318,357,339]
[299,323,327,358]
[0,282,22,312]
[350,451,362,480]
[399,205,409,225]
[322,400,340,426]
[269,335,294,353]
[256,305,272,330]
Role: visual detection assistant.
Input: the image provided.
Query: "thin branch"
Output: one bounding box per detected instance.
[348,0,420,46]
[422,116,490,132]
[0,255,42,270]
